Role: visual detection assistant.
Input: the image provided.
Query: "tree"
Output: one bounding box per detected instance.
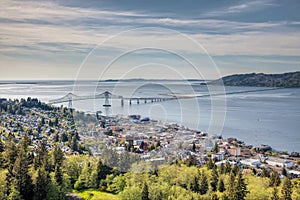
[199,170,208,195]
[96,158,111,188]
[218,177,225,192]
[207,158,215,169]
[34,139,49,171]
[212,143,219,153]
[227,172,235,198]
[282,168,287,176]
[231,164,239,176]
[185,155,198,167]
[52,144,64,186]
[281,176,292,200]
[270,186,279,200]
[191,175,200,193]
[219,163,225,174]
[0,139,4,152]
[210,167,219,192]
[74,162,98,190]
[13,147,33,200]
[5,136,18,193]
[34,168,49,200]
[225,161,231,174]
[269,170,280,187]
[233,171,248,200]
[192,142,196,152]
[261,167,270,178]
[141,182,149,200]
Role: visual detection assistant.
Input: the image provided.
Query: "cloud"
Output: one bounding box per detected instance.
[0,0,299,80]
[204,0,278,17]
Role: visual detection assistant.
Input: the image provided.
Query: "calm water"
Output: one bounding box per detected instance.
[1,81,299,153]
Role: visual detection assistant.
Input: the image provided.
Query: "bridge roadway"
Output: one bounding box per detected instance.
[48,87,283,108]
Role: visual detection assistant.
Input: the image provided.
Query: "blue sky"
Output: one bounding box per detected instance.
[0,0,299,80]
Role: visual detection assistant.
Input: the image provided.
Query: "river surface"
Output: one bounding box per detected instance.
[1,80,299,153]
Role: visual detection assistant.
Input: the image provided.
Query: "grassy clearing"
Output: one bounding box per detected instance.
[73,189,119,200]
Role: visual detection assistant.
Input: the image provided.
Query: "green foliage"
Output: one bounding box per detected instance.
[13,142,33,200]
[224,161,231,174]
[233,171,248,200]
[218,177,225,192]
[33,168,49,200]
[270,186,279,200]
[141,182,149,200]
[0,170,7,200]
[269,170,280,187]
[210,167,219,192]
[281,176,293,200]
[73,189,119,200]
[199,170,209,195]
[120,186,142,200]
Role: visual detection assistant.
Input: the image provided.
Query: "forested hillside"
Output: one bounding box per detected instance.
[210,71,300,87]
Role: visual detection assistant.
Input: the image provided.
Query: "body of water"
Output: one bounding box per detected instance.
[1,80,299,153]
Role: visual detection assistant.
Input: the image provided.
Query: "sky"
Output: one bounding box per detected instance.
[0,0,300,80]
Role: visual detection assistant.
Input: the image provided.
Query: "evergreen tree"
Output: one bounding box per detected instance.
[192,142,196,152]
[261,167,270,178]
[141,182,149,200]
[225,161,231,174]
[13,147,33,200]
[212,143,219,153]
[191,175,200,193]
[218,177,225,192]
[281,176,292,200]
[199,170,208,195]
[0,139,4,152]
[227,172,235,198]
[185,155,198,167]
[231,164,239,176]
[207,158,215,169]
[269,170,280,187]
[5,136,18,193]
[210,167,219,192]
[282,168,287,176]
[52,144,64,186]
[70,135,78,152]
[270,186,279,200]
[233,171,248,200]
[34,139,49,171]
[96,158,111,188]
[34,168,49,200]
[219,163,225,174]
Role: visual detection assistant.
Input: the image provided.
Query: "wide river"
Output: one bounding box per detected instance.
[1,80,299,153]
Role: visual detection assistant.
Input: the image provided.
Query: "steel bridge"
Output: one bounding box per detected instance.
[48,91,176,108]
[49,87,282,108]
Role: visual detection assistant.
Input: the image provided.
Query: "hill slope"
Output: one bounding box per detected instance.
[210,71,300,87]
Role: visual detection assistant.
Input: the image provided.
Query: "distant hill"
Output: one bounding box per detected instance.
[210,71,300,87]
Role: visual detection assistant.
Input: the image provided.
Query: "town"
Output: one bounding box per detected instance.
[1,97,299,180]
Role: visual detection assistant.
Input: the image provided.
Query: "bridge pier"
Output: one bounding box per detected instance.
[68,99,72,108]
[129,99,132,105]
[144,99,147,104]
[121,98,124,107]
[137,99,139,104]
